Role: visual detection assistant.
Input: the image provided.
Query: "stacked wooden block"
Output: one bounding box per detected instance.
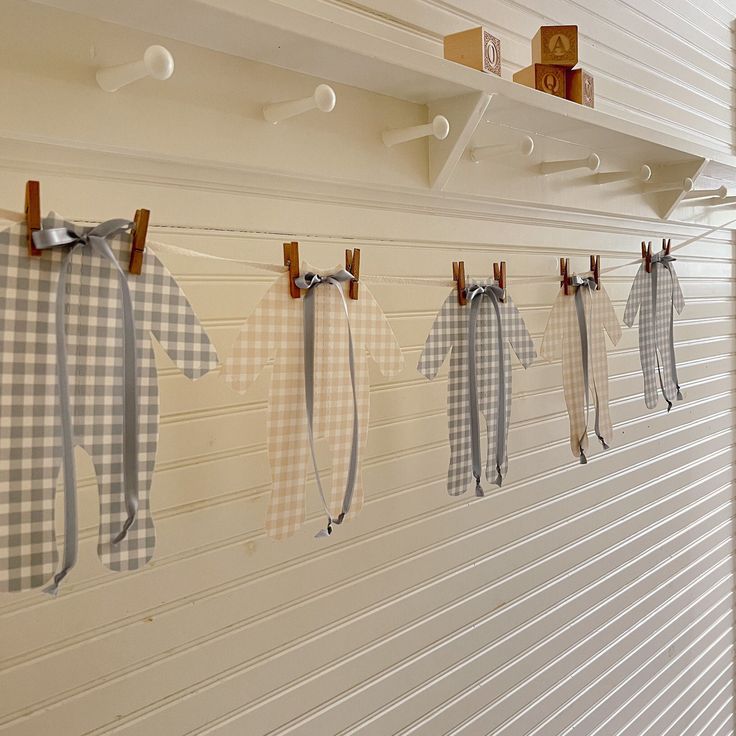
[443,26,502,76]
[513,26,594,107]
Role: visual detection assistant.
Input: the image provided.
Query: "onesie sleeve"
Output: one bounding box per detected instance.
[142,251,219,379]
[540,291,565,362]
[599,286,623,346]
[362,287,404,378]
[505,297,536,369]
[623,267,645,327]
[221,276,288,393]
[417,291,455,380]
[670,268,685,314]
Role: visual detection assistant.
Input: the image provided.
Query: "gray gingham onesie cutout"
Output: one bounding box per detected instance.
[541,281,621,461]
[623,251,685,410]
[417,277,536,496]
[0,214,218,592]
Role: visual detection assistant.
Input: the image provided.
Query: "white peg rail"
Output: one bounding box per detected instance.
[64,0,736,217]
[383,115,450,148]
[96,45,174,92]
[540,153,600,175]
[263,84,336,124]
[470,135,534,162]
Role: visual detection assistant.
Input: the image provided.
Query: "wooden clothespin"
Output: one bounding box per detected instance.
[642,241,653,273]
[663,238,671,255]
[560,257,570,295]
[283,241,301,298]
[589,255,600,289]
[25,180,41,257]
[493,261,506,301]
[345,247,360,300]
[128,208,150,275]
[452,261,467,305]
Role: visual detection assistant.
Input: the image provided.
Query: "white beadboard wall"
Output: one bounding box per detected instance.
[0,1,734,735]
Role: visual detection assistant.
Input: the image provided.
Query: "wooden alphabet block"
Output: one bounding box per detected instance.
[531,25,578,67]
[443,26,501,76]
[513,64,566,98]
[566,68,594,107]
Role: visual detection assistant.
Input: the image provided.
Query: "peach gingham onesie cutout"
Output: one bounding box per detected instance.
[222,263,403,539]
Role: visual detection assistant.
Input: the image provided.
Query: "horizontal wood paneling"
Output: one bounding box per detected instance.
[0,0,734,734]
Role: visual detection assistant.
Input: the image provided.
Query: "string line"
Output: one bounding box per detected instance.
[3,211,735,286]
[148,215,736,286]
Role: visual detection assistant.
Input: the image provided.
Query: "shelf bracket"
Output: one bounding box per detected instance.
[428,91,493,191]
[652,158,708,219]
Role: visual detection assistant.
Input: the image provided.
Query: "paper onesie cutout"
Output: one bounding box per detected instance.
[0,214,218,592]
[541,278,621,462]
[221,264,403,539]
[417,276,536,496]
[623,251,685,410]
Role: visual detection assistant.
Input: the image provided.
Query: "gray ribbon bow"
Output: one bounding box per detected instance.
[294,269,359,538]
[466,281,506,497]
[33,220,140,595]
[650,252,682,411]
[570,274,607,464]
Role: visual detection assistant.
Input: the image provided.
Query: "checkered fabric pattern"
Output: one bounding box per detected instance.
[0,213,218,592]
[417,276,536,495]
[221,263,403,539]
[623,254,685,409]
[540,280,621,460]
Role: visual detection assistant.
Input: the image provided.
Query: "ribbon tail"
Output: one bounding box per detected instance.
[600,438,609,450]
[112,510,136,544]
[302,275,360,532]
[495,469,503,487]
[91,235,141,546]
[42,569,68,598]
[579,451,587,465]
[474,475,485,497]
[49,247,80,596]
[676,389,683,401]
[314,519,333,538]
[666,400,673,413]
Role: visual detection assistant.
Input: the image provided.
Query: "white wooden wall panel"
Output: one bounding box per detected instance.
[0,0,734,734]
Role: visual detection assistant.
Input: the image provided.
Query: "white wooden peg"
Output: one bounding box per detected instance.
[682,184,728,200]
[470,135,534,162]
[644,177,694,195]
[96,45,174,92]
[701,194,736,205]
[540,153,600,175]
[263,84,336,124]
[597,164,652,184]
[382,115,450,148]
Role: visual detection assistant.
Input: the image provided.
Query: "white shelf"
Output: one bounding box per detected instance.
[30,0,736,216]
